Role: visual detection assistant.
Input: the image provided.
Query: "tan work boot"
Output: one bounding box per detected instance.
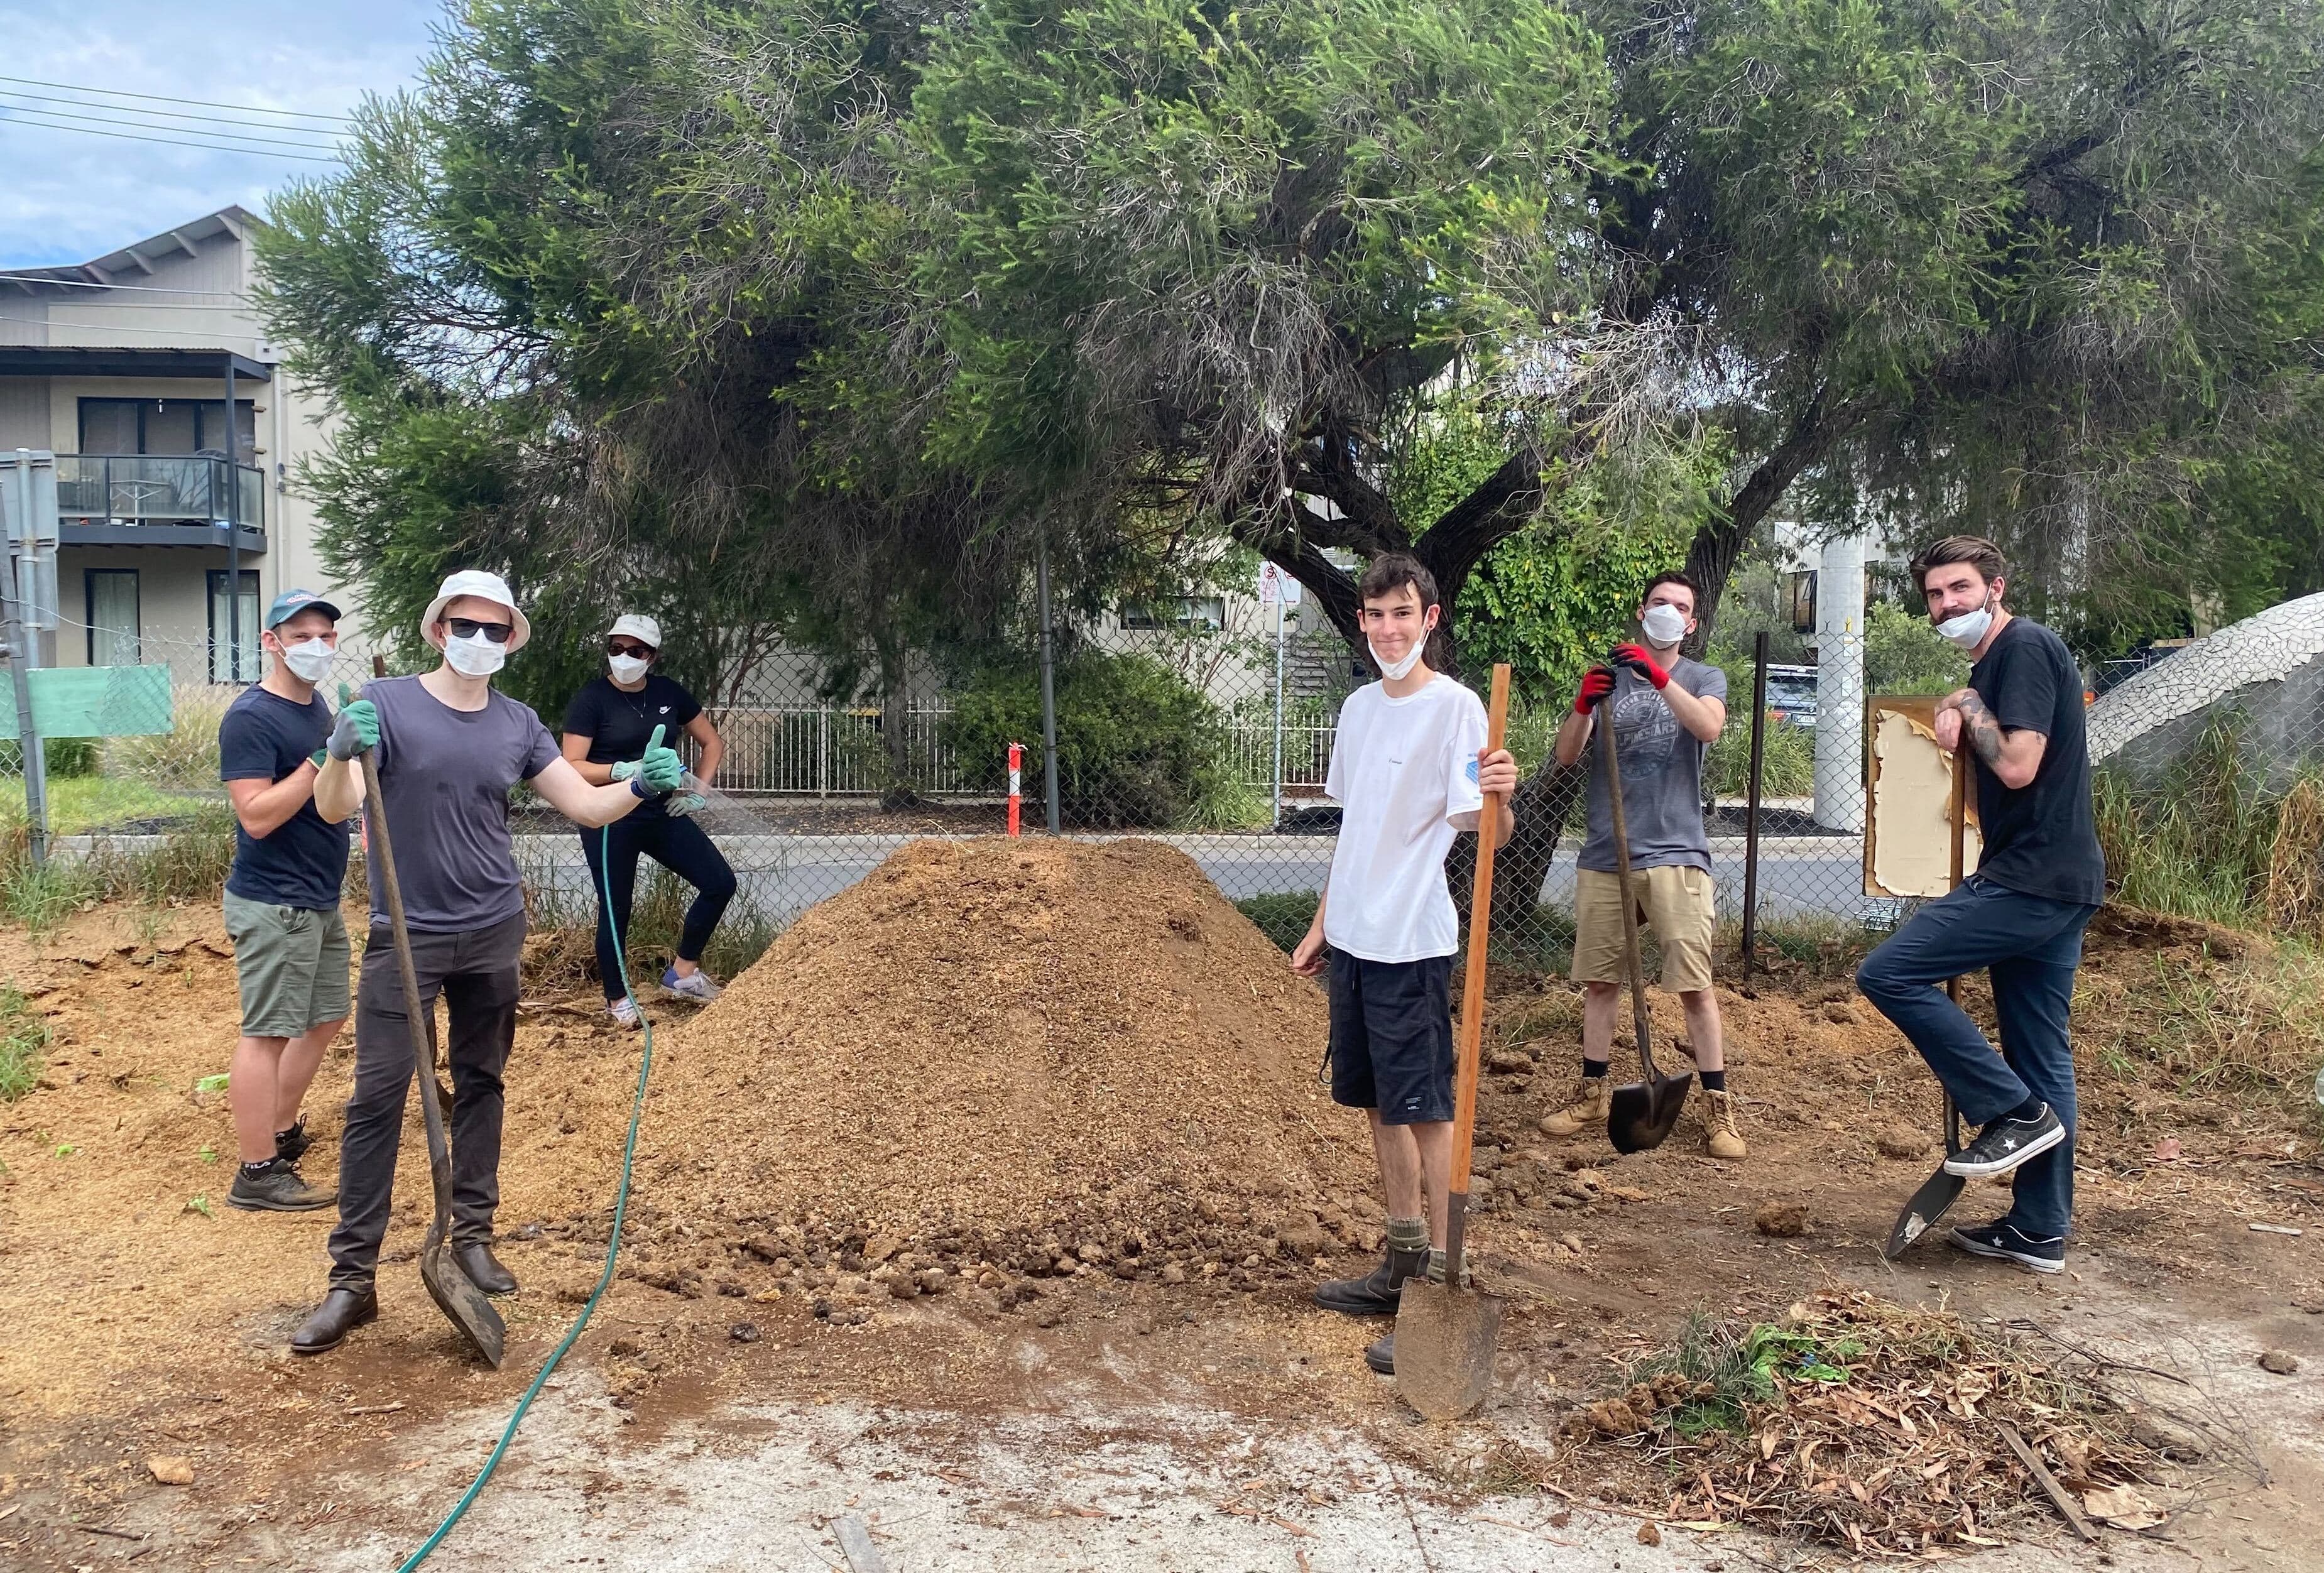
[1539,1076,1612,1138]
[1703,1088,1748,1159]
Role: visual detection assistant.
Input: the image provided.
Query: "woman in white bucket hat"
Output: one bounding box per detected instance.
[559,613,736,1026]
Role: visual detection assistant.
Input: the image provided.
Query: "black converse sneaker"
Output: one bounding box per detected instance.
[1942,1104,2065,1178]
[1948,1221,2066,1274]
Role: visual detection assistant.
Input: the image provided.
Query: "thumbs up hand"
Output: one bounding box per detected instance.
[628,722,684,795]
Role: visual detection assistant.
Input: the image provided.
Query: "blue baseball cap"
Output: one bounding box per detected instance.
[265,589,342,631]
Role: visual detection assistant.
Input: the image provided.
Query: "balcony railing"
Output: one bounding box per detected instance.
[55,454,264,531]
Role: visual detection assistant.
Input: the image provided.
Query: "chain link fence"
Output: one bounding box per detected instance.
[0,587,1966,987]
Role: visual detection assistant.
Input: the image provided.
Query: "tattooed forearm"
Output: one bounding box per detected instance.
[1955,692,2005,768]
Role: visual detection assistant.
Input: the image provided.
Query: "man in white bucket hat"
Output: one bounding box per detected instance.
[292,569,684,1355]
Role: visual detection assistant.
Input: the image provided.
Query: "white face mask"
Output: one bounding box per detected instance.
[1935,600,1994,651]
[443,631,507,677]
[608,653,652,684]
[280,638,334,685]
[1368,637,1426,682]
[1640,604,1689,649]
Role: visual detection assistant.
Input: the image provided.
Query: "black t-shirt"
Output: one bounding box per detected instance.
[1969,618,2105,906]
[219,685,351,910]
[561,675,702,816]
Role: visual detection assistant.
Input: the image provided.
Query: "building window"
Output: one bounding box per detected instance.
[85,570,141,667]
[207,569,259,683]
[1120,596,1227,632]
[79,398,256,457]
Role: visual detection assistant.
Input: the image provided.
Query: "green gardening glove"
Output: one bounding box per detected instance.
[327,683,380,761]
[628,724,684,795]
[609,760,639,781]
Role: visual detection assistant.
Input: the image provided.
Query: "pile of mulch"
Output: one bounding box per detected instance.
[552,837,1377,1316]
[1545,1292,2205,1556]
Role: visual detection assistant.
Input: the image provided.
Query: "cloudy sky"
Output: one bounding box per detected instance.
[0,1,440,269]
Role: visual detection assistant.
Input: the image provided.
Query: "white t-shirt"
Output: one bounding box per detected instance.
[1321,675,1489,962]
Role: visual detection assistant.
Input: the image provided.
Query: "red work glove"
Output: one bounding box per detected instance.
[1612,643,1671,690]
[1573,666,1617,714]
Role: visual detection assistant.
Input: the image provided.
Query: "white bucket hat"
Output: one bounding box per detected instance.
[421,569,532,653]
[606,613,663,650]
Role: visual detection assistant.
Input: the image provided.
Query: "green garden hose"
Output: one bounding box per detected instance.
[395,823,653,1571]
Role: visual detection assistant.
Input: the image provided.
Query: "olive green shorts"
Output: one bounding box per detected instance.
[222,890,352,1038]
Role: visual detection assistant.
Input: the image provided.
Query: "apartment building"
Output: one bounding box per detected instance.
[0,205,349,681]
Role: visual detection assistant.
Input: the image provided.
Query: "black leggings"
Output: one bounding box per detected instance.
[579,812,738,1000]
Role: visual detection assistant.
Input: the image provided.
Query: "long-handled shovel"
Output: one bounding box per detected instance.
[1394,664,1512,1423]
[1884,751,1970,1260]
[357,695,506,1367]
[1603,705,1692,1152]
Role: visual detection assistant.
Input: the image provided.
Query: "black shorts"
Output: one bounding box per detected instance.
[1327,950,1455,1124]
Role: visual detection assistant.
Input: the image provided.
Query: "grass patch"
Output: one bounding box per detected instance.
[0,801,239,933]
[1728,910,1887,976]
[0,775,202,835]
[1236,891,1319,953]
[1705,712,1815,798]
[2080,932,2324,1111]
[0,985,48,1101]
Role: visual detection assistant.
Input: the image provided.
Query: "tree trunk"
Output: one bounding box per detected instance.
[1683,389,1852,650]
[1448,754,1588,956]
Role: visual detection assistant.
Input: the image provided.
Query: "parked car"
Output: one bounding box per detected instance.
[1763,664,1819,729]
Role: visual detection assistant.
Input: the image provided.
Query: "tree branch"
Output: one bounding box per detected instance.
[1414,440,1549,611]
[1684,388,1858,647]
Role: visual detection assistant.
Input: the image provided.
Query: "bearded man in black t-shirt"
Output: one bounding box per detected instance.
[1857,536,2107,1275]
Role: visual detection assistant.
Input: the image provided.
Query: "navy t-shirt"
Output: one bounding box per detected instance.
[562,675,702,817]
[220,685,351,910]
[1968,617,2106,906]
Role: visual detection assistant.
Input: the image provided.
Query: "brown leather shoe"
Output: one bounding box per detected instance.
[453,1242,518,1296]
[291,1288,377,1355]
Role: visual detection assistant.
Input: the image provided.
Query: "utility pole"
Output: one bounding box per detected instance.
[1036,536,1062,834]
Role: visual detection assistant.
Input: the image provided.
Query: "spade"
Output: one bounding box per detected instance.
[1600,704,1691,1153]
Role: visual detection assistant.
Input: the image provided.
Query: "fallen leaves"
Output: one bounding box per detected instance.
[2080,1484,2167,1530]
[144,1456,194,1486]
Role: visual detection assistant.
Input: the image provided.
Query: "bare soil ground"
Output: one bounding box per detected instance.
[0,861,2319,1571]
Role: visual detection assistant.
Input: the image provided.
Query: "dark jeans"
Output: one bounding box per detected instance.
[580,814,738,1001]
[327,913,526,1293]
[1855,875,2098,1239]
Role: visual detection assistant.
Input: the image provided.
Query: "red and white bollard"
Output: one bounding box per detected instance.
[1007,741,1023,837]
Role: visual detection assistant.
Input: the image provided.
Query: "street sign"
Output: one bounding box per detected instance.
[1258,562,1303,606]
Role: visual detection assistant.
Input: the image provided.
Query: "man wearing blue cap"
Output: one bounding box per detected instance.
[217,589,351,1212]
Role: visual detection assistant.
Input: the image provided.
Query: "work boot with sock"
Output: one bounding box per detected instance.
[1539,1072,1611,1138]
[226,1158,331,1212]
[1361,1252,1466,1374]
[1313,1220,1430,1316]
[1702,1088,1747,1160]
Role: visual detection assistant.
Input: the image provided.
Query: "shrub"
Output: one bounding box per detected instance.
[1704,712,1814,799]
[946,651,1236,828]
[102,684,233,789]
[1865,601,1969,695]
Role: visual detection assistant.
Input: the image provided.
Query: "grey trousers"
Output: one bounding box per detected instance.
[327,913,525,1292]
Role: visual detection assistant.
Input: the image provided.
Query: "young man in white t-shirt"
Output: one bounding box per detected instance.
[1291,553,1517,1376]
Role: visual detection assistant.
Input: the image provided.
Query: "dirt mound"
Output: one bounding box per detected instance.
[621,837,1373,1293]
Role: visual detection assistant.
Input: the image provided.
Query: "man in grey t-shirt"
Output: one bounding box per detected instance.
[288,570,684,1356]
[1544,571,1747,1160]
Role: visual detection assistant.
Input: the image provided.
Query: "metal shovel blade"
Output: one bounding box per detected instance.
[1607,1070,1693,1155]
[1392,1278,1503,1421]
[1882,1166,1966,1260]
[419,1218,506,1368]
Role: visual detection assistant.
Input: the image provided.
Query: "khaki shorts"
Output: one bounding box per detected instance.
[223,890,352,1038]
[1573,865,1716,993]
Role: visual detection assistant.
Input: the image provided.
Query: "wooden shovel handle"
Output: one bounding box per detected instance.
[1448,665,1512,1194]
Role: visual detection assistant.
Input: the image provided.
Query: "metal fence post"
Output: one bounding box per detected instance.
[1740,630,1768,977]
[1037,536,1062,834]
[1271,596,1286,828]
[0,473,48,866]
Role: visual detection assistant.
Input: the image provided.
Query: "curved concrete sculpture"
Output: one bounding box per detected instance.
[2087,591,2324,788]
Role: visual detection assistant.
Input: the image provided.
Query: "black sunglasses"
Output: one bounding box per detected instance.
[606,640,655,659]
[446,617,515,644]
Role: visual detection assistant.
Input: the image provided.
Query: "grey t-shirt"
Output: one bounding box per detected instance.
[1578,656,1728,874]
[364,676,560,933]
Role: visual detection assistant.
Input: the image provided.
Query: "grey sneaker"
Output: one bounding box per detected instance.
[227,1160,332,1212]
[608,997,640,1029]
[662,966,723,1003]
